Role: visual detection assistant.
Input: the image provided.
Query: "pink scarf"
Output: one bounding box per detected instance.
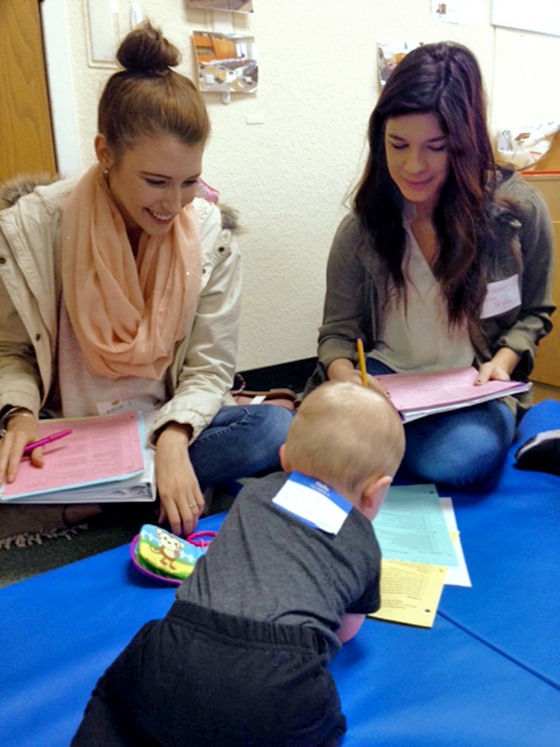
[61,165,201,379]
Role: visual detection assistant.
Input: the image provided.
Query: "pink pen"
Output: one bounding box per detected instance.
[23,429,73,455]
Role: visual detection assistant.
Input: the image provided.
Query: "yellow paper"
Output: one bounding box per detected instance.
[369,559,447,628]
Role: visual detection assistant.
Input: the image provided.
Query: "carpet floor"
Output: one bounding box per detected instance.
[0,491,235,589]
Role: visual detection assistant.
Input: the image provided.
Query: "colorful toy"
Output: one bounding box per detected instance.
[130,524,216,585]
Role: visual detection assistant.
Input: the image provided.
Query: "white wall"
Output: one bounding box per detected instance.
[44,0,560,370]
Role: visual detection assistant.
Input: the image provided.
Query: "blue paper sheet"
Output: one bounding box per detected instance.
[373,483,458,566]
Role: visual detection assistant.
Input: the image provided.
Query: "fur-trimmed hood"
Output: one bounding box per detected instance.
[0,173,59,210]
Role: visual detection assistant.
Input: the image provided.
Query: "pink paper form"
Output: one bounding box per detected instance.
[377,366,526,412]
[3,411,145,498]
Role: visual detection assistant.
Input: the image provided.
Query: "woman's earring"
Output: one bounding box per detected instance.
[103,168,109,177]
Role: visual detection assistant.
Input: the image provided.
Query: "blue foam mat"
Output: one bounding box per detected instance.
[441,399,560,688]
[333,615,560,747]
[1,403,559,746]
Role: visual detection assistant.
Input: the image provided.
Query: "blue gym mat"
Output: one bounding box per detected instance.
[1,402,559,746]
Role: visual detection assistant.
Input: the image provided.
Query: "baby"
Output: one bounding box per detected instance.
[73,380,405,747]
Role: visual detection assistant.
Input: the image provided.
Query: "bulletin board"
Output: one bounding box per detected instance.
[492,0,560,37]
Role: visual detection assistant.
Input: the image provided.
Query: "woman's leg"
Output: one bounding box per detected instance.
[366,359,516,488]
[402,400,516,488]
[188,405,294,491]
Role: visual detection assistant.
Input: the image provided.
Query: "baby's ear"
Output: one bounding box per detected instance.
[279,444,290,474]
[362,474,392,519]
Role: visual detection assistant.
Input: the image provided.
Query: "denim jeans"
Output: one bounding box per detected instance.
[189,405,294,491]
[367,358,517,488]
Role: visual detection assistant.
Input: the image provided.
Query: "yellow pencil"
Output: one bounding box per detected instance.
[356,338,368,387]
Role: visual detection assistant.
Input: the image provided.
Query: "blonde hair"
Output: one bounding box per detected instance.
[285,381,405,491]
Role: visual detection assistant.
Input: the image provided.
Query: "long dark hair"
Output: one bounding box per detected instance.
[98,22,210,163]
[354,42,495,326]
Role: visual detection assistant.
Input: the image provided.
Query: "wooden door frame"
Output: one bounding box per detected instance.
[41,0,81,176]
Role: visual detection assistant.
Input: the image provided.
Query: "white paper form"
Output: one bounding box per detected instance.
[440,497,472,587]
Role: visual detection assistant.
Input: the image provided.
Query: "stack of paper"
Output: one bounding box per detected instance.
[376,366,530,422]
[369,484,471,628]
[0,411,156,504]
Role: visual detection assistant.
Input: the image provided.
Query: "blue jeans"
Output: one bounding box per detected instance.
[189,405,294,491]
[367,359,517,488]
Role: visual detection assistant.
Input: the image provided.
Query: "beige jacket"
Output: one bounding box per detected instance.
[0,177,241,443]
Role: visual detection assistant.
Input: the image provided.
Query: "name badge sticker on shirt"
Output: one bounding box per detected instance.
[272,472,352,535]
[96,397,159,416]
[480,275,521,319]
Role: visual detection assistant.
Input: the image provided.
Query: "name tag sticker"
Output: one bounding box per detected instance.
[480,275,521,319]
[273,472,352,535]
[96,397,158,416]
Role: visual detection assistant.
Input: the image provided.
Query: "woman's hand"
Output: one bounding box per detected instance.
[155,424,204,537]
[474,348,521,386]
[327,358,389,397]
[0,411,43,484]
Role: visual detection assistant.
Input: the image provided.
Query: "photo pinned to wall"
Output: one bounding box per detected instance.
[432,0,483,26]
[377,41,422,87]
[188,1,254,12]
[194,31,258,94]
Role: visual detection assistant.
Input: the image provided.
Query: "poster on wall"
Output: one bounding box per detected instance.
[377,41,422,86]
[188,1,254,12]
[492,0,560,37]
[432,0,483,26]
[193,31,258,94]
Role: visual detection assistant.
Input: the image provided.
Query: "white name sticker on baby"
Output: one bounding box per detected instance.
[480,275,521,319]
[273,472,352,535]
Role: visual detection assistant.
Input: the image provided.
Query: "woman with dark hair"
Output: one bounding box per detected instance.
[317,42,555,487]
[0,22,292,536]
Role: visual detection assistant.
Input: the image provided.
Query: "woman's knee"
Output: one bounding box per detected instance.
[251,405,294,447]
[239,405,294,474]
[404,442,507,487]
[403,403,515,487]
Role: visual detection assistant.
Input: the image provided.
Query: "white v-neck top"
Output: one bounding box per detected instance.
[370,222,474,373]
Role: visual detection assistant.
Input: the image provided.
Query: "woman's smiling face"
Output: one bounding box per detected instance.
[384,112,449,215]
[96,132,203,239]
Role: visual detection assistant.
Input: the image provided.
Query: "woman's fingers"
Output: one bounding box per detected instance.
[0,432,43,483]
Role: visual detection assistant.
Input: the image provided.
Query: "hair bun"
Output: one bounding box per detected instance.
[117,21,180,74]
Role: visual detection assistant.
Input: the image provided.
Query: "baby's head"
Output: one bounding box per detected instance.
[281,381,405,520]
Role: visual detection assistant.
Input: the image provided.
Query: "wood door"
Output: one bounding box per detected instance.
[0,0,56,180]
[524,174,560,387]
